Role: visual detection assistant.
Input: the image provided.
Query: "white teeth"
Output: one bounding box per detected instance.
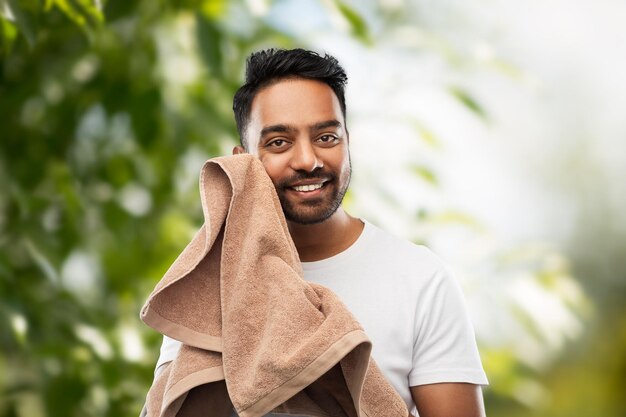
[293,183,323,192]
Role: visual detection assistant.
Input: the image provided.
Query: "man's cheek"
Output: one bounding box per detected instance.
[260,159,285,183]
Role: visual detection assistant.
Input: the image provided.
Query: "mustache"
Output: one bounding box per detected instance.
[276,168,336,189]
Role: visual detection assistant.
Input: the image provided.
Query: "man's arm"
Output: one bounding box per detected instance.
[410,383,486,417]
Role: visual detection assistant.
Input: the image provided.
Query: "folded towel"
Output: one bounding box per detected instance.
[141,154,408,417]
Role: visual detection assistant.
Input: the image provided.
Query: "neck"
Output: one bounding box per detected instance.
[287,207,364,262]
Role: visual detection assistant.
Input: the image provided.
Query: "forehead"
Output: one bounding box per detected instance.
[248,78,343,134]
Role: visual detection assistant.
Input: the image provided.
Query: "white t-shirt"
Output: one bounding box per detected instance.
[153,221,488,416]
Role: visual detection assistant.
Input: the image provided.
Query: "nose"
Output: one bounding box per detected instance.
[289,140,323,172]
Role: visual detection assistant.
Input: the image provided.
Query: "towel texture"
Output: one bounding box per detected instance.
[141,154,408,417]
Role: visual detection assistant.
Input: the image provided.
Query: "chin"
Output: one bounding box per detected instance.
[284,203,343,225]
[285,212,332,225]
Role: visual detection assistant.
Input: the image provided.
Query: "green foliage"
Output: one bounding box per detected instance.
[0,1,297,415]
[449,86,487,120]
[1,0,103,48]
[334,0,372,46]
[0,16,18,55]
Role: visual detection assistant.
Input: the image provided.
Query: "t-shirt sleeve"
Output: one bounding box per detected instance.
[154,335,183,376]
[409,265,488,387]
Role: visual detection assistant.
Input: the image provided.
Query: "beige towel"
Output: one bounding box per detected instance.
[141,154,408,417]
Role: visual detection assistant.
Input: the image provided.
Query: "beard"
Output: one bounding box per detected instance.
[274,163,351,225]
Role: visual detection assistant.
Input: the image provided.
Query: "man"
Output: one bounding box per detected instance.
[152,48,488,417]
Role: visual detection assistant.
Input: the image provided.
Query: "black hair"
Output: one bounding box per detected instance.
[233,48,348,150]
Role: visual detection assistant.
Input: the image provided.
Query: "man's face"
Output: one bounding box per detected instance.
[243,78,351,225]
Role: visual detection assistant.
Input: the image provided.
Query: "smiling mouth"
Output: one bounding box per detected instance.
[290,182,326,192]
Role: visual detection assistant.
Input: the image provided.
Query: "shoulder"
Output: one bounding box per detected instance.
[362,221,449,278]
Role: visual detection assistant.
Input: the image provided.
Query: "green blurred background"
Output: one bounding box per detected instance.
[1,0,625,416]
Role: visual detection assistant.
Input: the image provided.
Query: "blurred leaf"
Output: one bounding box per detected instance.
[410,120,441,149]
[0,15,18,55]
[200,0,226,19]
[53,0,103,29]
[6,0,37,47]
[22,239,59,284]
[335,1,371,45]
[509,303,547,345]
[449,86,488,120]
[491,58,524,79]
[195,12,223,78]
[43,373,88,416]
[410,164,438,185]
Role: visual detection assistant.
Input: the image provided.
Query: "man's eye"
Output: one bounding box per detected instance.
[317,135,338,144]
[267,139,287,148]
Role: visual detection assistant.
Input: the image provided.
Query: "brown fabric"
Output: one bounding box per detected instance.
[141,154,408,417]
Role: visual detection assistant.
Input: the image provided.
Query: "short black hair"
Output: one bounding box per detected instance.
[233,48,348,150]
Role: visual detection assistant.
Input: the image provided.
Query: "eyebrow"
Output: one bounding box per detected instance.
[310,120,343,132]
[260,124,296,138]
[259,120,343,140]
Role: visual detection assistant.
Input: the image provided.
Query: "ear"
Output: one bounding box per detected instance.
[233,146,246,155]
